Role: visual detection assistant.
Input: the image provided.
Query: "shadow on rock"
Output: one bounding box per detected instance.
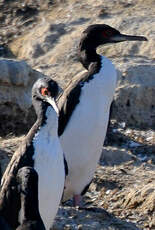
[53,205,140,230]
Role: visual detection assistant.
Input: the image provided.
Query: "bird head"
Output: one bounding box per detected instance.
[32,77,60,114]
[80,24,147,49]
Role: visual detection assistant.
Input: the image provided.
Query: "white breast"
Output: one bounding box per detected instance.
[61,56,117,201]
[33,107,65,230]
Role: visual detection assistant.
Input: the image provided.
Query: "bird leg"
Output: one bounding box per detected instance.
[73,194,83,207]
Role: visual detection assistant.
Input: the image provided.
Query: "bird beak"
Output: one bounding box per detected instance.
[110,33,148,42]
[46,97,59,114]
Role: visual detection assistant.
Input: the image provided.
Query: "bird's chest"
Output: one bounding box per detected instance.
[32,132,61,185]
[73,66,116,129]
[32,125,64,229]
[61,58,117,158]
[32,121,63,199]
[80,57,116,114]
[32,107,61,182]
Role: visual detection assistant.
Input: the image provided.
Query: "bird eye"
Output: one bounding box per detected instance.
[41,87,49,96]
[103,30,112,38]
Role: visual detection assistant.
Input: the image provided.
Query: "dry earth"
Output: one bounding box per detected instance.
[0,121,154,229]
[0,0,155,229]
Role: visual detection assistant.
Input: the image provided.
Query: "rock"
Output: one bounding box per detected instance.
[8,1,155,128]
[52,206,139,230]
[0,135,24,182]
[100,147,138,166]
[122,183,155,214]
[0,59,45,136]
[112,59,155,128]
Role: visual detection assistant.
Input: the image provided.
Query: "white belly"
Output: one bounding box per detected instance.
[61,56,117,200]
[33,108,65,229]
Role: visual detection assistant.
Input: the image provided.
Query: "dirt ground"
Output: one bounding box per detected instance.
[49,121,155,230]
[0,120,154,229]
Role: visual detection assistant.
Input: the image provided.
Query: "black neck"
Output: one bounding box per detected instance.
[78,37,101,70]
[33,98,49,123]
[78,48,101,70]
[25,100,49,143]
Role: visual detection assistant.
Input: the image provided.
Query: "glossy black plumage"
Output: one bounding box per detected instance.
[16,167,45,230]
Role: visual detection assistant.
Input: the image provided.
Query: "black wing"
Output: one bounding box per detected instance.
[0,126,38,228]
[57,62,101,136]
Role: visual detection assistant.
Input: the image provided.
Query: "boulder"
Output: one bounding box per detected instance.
[0,59,45,136]
[112,59,155,129]
[100,146,138,166]
[9,9,154,129]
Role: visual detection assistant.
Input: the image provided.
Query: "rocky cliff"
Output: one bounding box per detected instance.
[0,0,154,133]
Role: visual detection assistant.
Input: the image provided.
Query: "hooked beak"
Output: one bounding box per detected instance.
[46,85,62,114]
[110,33,148,42]
[46,97,59,114]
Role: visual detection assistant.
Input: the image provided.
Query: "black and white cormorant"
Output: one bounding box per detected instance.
[57,24,147,206]
[0,77,66,229]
